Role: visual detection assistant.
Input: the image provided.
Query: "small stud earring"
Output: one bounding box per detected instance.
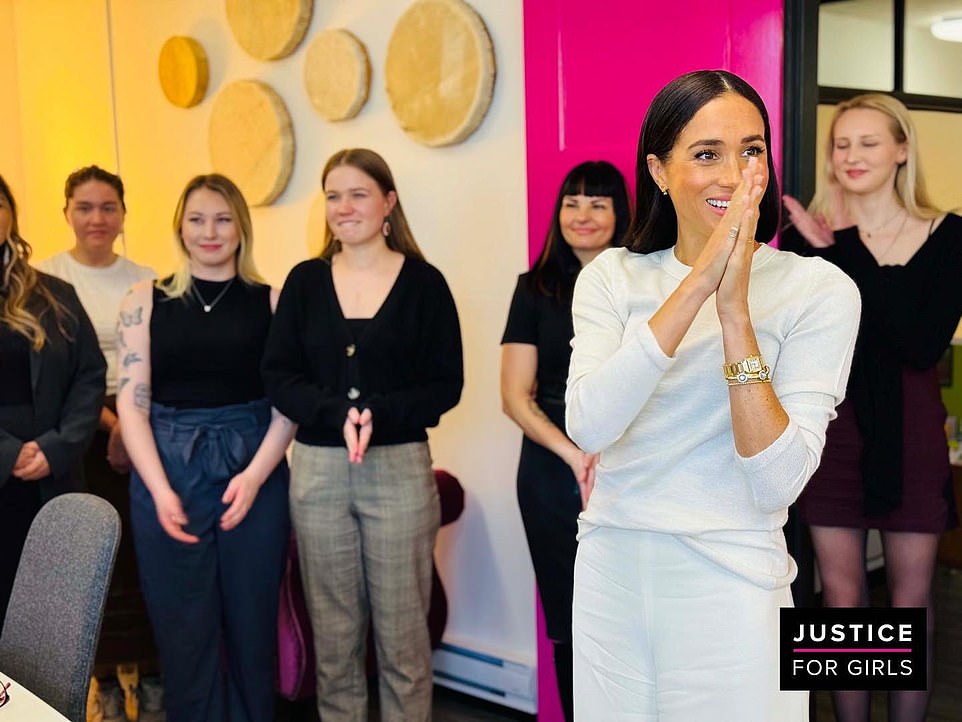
[661,187,669,196]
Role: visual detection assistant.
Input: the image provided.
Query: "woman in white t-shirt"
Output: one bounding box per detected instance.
[38,165,155,711]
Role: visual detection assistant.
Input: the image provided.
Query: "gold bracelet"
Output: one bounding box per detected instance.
[722,354,772,385]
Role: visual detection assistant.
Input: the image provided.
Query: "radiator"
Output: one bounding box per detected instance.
[432,641,537,713]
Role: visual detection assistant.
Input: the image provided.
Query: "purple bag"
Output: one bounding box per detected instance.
[276,533,316,700]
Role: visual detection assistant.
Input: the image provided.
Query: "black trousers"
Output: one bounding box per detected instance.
[0,478,43,629]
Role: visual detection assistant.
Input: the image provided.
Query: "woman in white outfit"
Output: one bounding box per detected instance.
[566,70,862,721]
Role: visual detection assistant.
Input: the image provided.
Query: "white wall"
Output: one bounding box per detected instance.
[818,8,893,91]
[904,25,962,98]
[11,0,535,667]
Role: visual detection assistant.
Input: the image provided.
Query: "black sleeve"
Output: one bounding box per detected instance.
[261,264,350,428]
[0,428,24,484]
[365,267,463,434]
[501,274,538,345]
[34,284,107,477]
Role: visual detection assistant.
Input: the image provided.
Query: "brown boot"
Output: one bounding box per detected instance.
[116,663,139,721]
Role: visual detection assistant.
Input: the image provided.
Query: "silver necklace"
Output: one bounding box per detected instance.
[869,211,909,263]
[191,277,235,313]
[861,206,904,239]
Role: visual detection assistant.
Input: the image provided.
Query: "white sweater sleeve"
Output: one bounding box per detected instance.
[737,262,862,513]
[565,253,676,453]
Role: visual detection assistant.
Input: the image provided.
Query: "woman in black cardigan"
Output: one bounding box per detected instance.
[263,148,463,722]
[0,174,106,628]
[783,94,962,722]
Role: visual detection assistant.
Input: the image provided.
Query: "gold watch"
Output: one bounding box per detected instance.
[722,354,772,385]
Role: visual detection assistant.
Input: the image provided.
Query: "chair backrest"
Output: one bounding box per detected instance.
[0,493,120,722]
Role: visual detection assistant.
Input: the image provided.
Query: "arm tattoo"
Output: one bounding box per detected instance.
[122,351,143,368]
[117,377,131,395]
[119,307,144,327]
[117,328,126,349]
[134,383,151,411]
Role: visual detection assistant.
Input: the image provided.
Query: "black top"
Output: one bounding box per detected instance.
[150,278,272,409]
[790,213,962,515]
[0,323,32,406]
[262,257,463,447]
[501,272,574,427]
[0,273,105,497]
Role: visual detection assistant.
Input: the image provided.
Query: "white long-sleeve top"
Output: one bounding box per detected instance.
[566,245,861,589]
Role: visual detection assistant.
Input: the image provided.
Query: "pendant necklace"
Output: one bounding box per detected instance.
[870,211,909,263]
[861,206,904,239]
[191,277,235,313]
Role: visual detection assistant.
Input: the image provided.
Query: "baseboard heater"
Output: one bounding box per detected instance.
[432,642,537,713]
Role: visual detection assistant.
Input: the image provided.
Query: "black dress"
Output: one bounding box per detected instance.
[796,214,962,532]
[501,272,581,642]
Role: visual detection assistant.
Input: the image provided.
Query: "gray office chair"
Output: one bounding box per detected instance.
[0,492,120,722]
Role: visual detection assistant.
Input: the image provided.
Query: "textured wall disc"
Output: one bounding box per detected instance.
[225,0,312,60]
[304,29,371,121]
[158,36,209,108]
[208,80,294,206]
[385,0,496,146]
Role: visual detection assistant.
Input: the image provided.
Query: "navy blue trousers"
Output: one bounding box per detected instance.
[130,400,289,722]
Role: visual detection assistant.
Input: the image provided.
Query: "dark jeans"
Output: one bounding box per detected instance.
[130,399,289,722]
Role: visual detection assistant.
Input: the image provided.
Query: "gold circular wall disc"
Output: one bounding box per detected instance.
[158,36,209,108]
[303,29,371,121]
[225,0,313,61]
[385,0,496,146]
[208,80,295,206]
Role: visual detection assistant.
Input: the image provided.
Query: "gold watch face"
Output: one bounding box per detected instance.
[744,356,763,373]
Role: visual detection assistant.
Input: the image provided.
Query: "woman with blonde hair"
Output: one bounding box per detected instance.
[0,174,105,628]
[784,93,962,721]
[263,148,463,721]
[118,174,294,722]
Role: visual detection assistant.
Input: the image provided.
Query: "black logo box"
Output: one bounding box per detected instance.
[780,607,926,691]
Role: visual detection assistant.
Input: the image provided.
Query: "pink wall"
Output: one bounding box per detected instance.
[521,1,784,718]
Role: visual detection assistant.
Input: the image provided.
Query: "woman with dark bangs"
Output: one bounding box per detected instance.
[500,161,630,721]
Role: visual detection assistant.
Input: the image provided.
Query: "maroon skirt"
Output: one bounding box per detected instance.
[797,366,955,533]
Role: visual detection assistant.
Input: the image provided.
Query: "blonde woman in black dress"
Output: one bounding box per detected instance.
[785,93,962,722]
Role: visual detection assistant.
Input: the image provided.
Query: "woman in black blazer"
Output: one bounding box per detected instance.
[0,174,106,628]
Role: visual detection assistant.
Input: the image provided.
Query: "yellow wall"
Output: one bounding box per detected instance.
[11,0,117,250]
[0,1,26,210]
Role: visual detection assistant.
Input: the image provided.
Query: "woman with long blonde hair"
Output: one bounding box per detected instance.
[784,93,962,721]
[0,174,105,628]
[117,174,294,722]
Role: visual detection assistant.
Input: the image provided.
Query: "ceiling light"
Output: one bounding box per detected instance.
[931,16,962,42]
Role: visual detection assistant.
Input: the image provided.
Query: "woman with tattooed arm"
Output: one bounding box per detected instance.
[116,174,294,722]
